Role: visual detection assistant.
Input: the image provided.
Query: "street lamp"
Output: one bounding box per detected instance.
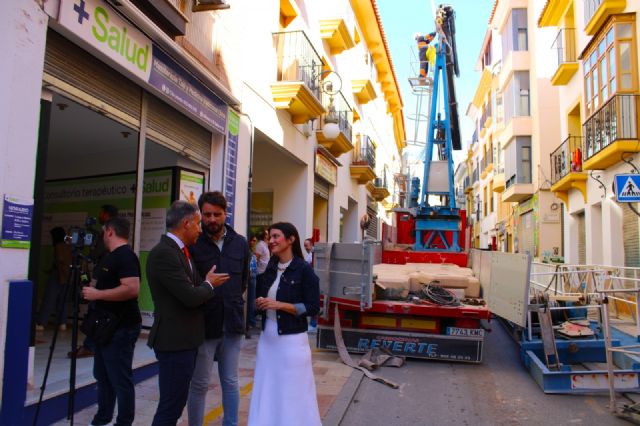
[319,71,342,140]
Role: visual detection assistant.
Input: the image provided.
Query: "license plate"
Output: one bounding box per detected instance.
[446,327,485,337]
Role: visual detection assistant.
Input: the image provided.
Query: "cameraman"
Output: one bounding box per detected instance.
[70,204,119,359]
[82,216,141,426]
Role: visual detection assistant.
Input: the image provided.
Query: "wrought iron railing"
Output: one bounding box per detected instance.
[584,0,603,27]
[374,166,390,191]
[551,28,577,69]
[353,135,376,169]
[493,161,504,175]
[480,100,492,129]
[583,94,639,161]
[319,90,352,143]
[273,31,324,100]
[550,136,583,185]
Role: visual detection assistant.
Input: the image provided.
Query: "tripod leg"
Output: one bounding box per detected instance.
[68,261,82,426]
[33,274,72,426]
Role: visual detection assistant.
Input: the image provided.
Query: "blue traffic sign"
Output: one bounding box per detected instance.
[615,174,640,203]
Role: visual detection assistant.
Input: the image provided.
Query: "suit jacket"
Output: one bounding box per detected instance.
[146,234,215,352]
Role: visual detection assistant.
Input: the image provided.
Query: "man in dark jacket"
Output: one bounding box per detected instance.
[147,200,229,425]
[187,191,250,426]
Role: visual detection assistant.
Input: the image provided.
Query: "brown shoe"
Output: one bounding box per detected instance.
[67,346,94,358]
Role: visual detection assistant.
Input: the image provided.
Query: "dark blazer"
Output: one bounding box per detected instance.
[256,256,320,335]
[146,234,215,352]
[190,224,250,338]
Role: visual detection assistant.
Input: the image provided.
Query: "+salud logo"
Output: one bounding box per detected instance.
[71,0,150,73]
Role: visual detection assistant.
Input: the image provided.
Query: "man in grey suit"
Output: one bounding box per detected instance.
[147,200,229,425]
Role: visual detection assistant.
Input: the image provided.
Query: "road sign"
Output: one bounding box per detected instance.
[615,174,640,203]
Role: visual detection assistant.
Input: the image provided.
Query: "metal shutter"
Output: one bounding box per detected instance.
[623,203,640,268]
[43,30,141,129]
[366,205,378,239]
[314,179,330,199]
[576,211,586,264]
[146,93,213,167]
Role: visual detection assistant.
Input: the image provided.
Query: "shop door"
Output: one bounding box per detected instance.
[624,203,640,269]
[576,211,586,264]
[313,179,330,242]
[519,211,534,257]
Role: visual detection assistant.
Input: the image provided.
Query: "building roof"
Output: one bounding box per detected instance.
[489,0,499,25]
[352,0,406,152]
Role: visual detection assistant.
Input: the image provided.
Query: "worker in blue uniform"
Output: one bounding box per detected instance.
[415,32,436,79]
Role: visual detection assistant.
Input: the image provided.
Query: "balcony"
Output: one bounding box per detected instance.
[583,94,640,170]
[503,181,534,203]
[350,135,376,184]
[134,0,187,37]
[584,0,626,35]
[550,136,587,205]
[272,31,325,124]
[352,79,377,104]
[370,167,391,201]
[319,19,355,55]
[480,101,493,139]
[493,164,505,193]
[503,169,533,202]
[550,28,578,85]
[316,91,353,157]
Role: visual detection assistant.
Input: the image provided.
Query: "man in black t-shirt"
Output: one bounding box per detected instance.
[82,216,141,426]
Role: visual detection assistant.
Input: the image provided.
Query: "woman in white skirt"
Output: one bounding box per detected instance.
[249,222,321,426]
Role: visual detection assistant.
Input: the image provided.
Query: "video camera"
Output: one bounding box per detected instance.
[66,217,98,250]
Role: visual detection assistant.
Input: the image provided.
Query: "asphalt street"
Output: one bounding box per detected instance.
[334,320,630,426]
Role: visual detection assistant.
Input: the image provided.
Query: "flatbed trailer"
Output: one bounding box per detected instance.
[317,296,490,363]
[314,242,494,363]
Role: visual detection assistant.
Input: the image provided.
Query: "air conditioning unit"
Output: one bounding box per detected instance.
[192,0,230,12]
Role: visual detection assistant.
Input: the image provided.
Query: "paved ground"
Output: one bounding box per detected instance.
[335,321,631,426]
[49,320,640,426]
[52,329,352,425]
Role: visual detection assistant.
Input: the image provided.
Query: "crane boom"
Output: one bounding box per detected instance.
[413,4,462,252]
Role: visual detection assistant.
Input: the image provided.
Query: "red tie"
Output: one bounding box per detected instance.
[182,247,191,263]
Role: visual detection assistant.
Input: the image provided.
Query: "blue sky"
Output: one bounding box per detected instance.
[377,0,493,164]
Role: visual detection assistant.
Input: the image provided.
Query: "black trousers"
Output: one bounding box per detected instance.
[151,348,198,426]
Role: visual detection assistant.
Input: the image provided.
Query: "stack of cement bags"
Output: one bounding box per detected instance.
[373,263,481,300]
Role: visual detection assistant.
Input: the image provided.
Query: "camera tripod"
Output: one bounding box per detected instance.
[33,249,89,426]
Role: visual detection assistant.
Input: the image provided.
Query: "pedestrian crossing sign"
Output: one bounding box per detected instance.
[615,174,640,203]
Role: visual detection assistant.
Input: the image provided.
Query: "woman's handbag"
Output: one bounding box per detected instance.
[81,307,120,345]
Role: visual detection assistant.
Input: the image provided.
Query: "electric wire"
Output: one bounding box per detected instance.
[420,281,461,306]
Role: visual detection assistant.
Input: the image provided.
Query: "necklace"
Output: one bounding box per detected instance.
[277,259,292,272]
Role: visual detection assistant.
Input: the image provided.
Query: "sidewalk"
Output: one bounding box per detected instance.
[53,331,353,425]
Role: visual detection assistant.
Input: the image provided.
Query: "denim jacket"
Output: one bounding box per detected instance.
[256,256,320,335]
[190,225,250,338]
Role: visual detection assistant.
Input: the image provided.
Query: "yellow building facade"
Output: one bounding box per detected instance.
[539,0,640,267]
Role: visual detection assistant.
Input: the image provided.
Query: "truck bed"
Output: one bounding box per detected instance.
[330,296,490,320]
